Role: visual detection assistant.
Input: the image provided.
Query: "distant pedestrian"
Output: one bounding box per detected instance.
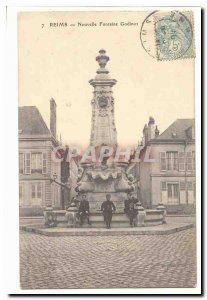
[101,194,116,229]
[78,194,91,226]
[124,193,136,227]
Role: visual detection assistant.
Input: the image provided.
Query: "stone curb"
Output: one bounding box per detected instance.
[20,223,194,237]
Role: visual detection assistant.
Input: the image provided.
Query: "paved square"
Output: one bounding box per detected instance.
[20,228,196,289]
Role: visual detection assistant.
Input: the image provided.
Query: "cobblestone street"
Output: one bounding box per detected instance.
[20,228,196,289]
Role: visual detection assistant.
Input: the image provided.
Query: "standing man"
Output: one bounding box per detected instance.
[78,194,91,226]
[101,194,116,229]
[124,193,136,227]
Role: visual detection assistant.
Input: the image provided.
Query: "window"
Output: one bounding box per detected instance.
[166,152,178,171]
[31,153,42,173]
[160,152,166,171]
[186,152,195,171]
[19,153,24,174]
[160,152,179,171]
[186,127,193,139]
[30,182,42,206]
[21,152,47,174]
[160,151,195,172]
[167,183,179,204]
[24,153,31,174]
[178,152,185,171]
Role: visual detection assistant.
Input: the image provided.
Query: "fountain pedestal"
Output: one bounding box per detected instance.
[76,162,134,213]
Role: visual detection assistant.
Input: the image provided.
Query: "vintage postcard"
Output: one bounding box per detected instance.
[5,6,201,294]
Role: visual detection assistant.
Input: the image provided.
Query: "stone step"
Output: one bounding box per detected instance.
[46,209,166,227]
[58,223,133,228]
[20,223,195,236]
[56,212,130,222]
[58,214,164,223]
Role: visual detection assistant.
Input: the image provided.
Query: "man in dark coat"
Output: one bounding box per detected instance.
[101,194,116,229]
[124,193,136,227]
[78,194,91,225]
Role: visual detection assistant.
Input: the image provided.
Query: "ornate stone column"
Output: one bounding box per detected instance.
[89,49,117,148]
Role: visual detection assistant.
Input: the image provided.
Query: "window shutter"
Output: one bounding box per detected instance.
[42,153,47,174]
[186,152,192,171]
[31,153,36,170]
[161,182,167,190]
[180,181,185,190]
[31,183,35,199]
[193,182,196,199]
[24,153,31,174]
[179,152,185,171]
[174,152,179,171]
[192,151,196,170]
[187,181,193,191]
[19,184,24,206]
[37,183,42,198]
[22,153,25,174]
[160,152,166,171]
[19,153,24,174]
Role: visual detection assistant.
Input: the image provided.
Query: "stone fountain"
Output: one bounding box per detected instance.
[75,49,134,213]
[43,50,166,228]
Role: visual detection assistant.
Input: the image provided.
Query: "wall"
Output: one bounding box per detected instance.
[139,142,195,213]
[19,137,61,215]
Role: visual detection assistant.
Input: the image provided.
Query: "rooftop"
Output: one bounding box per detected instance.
[155,119,195,141]
[19,106,50,135]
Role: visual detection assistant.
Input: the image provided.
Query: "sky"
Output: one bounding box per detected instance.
[18,11,195,147]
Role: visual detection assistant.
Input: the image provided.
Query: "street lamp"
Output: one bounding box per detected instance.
[53,173,57,181]
[50,173,70,209]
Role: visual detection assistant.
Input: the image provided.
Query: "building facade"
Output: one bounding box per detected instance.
[19,99,61,216]
[139,118,195,213]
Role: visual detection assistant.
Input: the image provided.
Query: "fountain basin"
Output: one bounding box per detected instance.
[43,208,166,228]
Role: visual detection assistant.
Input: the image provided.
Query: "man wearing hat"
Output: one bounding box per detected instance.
[78,194,91,226]
[101,194,116,229]
[124,193,136,227]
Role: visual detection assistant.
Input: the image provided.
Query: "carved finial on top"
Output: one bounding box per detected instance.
[148,116,155,125]
[96,49,109,69]
[90,49,116,83]
[155,125,160,137]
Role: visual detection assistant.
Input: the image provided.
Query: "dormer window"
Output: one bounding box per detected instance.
[186,126,193,139]
[171,132,177,138]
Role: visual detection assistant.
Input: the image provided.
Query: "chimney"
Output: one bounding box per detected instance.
[148,116,156,140]
[142,124,148,146]
[50,98,57,138]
